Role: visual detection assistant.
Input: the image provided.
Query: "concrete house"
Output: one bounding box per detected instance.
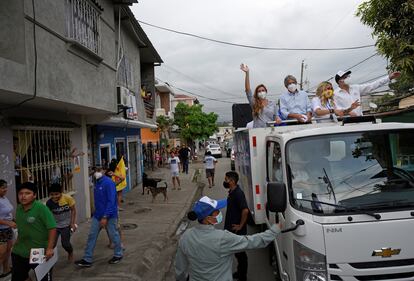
[0,0,162,221]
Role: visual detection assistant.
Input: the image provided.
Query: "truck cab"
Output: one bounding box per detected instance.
[233,120,414,281]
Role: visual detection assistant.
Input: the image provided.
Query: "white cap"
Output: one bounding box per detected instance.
[335,70,351,83]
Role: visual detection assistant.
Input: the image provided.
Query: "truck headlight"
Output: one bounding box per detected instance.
[294,240,327,281]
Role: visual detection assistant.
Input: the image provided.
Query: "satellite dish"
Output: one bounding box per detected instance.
[369,102,378,109]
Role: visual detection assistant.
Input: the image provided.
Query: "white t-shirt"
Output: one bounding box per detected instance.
[168,156,180,173]
[204,155,217,169]
[334,76,389,116]
[311,97,333,118]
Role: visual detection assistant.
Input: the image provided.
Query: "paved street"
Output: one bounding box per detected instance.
[165,156,276,281]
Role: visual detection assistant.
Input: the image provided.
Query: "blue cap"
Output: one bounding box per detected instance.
[193,196,227,221]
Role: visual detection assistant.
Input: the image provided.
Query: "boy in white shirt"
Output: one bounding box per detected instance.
[168,152,181,190]
[204,151,218,188]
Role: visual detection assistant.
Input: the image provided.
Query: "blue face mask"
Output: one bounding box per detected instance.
[214,211,223,225]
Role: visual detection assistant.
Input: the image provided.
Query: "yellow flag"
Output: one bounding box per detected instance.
[113,157,127,192]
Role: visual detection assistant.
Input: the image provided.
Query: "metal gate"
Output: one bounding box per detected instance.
[14,128,74,200]
[128,141,138,189]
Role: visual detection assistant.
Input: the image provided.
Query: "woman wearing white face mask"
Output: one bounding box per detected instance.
[175,196,281,281]
[240,63,282,128]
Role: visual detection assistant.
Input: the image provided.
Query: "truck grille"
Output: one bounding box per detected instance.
[349,259,414,269]
[328,259,414,281]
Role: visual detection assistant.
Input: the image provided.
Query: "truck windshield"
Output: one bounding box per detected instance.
[286,130,414,215]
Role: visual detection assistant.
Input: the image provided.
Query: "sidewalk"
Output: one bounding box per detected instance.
[50,160,204,281]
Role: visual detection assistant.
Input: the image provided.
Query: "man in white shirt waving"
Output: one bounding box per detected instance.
[334,70,401,116]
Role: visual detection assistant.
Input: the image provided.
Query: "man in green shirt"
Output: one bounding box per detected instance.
[12,182,57,281]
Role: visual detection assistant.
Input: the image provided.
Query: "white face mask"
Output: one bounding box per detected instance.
[287,83,297,92]
[343,77,351,85]
[94,172,103,180]
[257,91,267,99]
[214,211,223,225]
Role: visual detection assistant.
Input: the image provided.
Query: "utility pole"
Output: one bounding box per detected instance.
[300,60,305,90]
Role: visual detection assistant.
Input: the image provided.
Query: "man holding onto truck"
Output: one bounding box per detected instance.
[175,196,280,281]
[223,171,250,281]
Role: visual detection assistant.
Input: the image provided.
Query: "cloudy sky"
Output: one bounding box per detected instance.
[132,0,388,122]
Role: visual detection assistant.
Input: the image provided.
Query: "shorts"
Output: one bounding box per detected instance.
[206,169,215,178]
[171,171,179,177]
[0,228,13,243]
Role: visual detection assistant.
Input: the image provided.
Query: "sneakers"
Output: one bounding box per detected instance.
[75,259,92,267]
[108,256,123,264]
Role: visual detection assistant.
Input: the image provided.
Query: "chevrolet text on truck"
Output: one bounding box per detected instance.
[233,117,414,281]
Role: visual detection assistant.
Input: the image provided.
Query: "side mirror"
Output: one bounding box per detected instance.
[267,182,287,213]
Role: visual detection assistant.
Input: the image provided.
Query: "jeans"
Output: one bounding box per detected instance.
[182,159,189,174]
[56,226,73,254]
[83,217,122,263]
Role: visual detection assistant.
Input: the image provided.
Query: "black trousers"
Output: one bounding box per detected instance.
[11,253,52,281]
[57,226,73,254]
[235,251,248,281]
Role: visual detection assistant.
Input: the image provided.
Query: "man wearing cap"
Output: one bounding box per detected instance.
[334,70,401,116]
[279,75,312,123]
[175,196,280,281]
[75,166,123,267]
[12,182,57,281]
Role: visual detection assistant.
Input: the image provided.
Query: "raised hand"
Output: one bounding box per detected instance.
[240,63,249,73]
[389,71,401,80]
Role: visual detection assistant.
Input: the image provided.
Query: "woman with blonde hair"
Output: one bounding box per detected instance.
[312,81,343,118]
[240,64,282,128]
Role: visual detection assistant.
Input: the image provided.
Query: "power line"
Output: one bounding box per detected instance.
[162,64,241,98]
[307,52,380,91]
[138,20,375,51]
[156,77,235,104]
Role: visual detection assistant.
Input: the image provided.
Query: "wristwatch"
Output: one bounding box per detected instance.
[329,109,334,114]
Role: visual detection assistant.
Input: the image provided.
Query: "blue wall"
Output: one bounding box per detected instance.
[95,125,141,193]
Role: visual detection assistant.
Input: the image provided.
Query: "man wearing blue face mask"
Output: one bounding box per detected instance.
[175,195,280,281]
[280,75,312,123]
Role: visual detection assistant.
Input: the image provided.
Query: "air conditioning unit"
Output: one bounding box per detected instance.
[116,86,132,107]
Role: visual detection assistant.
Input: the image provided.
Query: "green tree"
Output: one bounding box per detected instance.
[173,103,218,143]
[156,115,173,141]
[357,0,414,75]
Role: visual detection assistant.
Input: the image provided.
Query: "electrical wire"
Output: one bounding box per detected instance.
[156,77,235,104]
[0,0,38,111]
[138,20,375,51]
[307,52,380,91]
[162,64,241,98]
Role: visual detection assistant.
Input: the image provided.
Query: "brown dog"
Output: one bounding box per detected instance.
[145,182,168,203]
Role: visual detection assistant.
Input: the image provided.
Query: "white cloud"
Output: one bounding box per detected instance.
[132,0,387,121]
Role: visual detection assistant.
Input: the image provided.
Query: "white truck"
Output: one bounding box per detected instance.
[233,117,414,281]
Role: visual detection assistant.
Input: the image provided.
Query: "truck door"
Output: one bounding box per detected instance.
[266,141,289,279]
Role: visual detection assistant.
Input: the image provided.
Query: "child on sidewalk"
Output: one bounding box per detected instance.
[46,183,77,261]
[204,151,218,188]
[168,151,181,190]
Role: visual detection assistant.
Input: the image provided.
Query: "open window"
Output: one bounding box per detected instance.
[267,141,283,182]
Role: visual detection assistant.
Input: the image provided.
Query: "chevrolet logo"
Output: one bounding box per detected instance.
[372,248,401,258]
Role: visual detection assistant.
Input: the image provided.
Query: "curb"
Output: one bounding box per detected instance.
[140,168,205,281]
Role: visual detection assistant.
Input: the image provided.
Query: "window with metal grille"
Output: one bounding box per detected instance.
[117,56,135,90]
[13,129,74,200]
[65,0,101,54]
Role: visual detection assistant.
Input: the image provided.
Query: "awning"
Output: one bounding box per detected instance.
[100,116,157,129]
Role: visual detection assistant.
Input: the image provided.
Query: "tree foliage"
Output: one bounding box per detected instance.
[156,115,173,140]
[357,0,414,76]
[173,103,218,143]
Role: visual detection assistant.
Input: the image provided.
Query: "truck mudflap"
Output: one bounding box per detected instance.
[323,219,414,280]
